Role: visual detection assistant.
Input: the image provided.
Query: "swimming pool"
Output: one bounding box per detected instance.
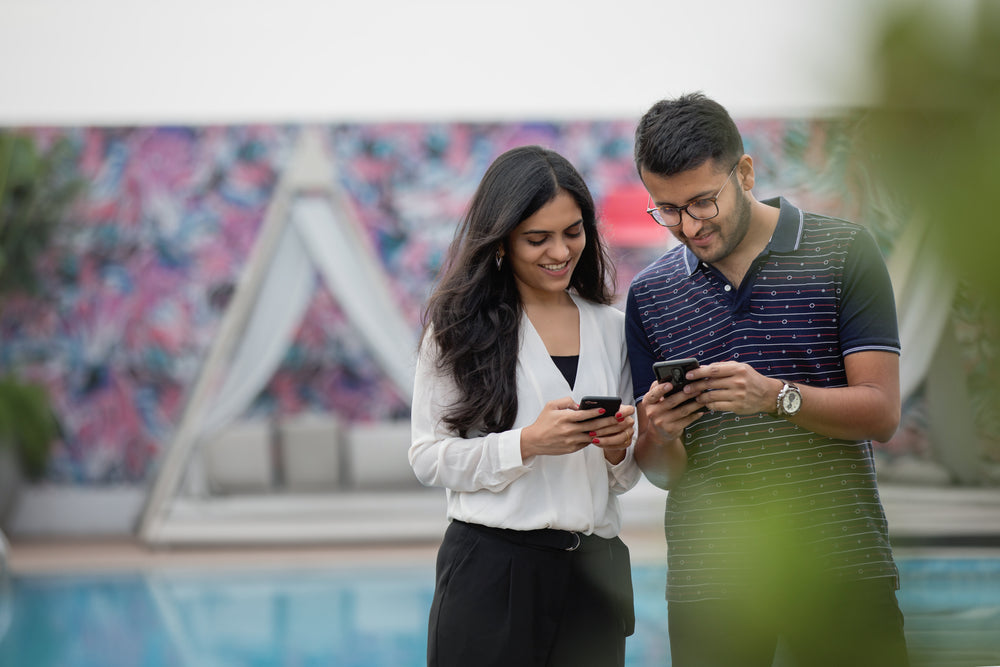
[1,557,998,666]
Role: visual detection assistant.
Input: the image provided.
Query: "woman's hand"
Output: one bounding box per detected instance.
[586,404,635,464]
[519,398,635,461]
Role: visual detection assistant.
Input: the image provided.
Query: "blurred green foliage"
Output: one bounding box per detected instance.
[0,377,60,479]
[861,1,1000,287]
[0,131,82,480]
[858,1,1000,460]
[0,131,83,297]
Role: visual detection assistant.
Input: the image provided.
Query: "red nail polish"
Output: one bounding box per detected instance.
[588,431,596,437]
[592,438,600,444]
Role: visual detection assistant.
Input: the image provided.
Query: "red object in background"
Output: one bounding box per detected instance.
[598,183,670,247]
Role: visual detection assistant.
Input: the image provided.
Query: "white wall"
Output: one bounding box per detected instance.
[0,0,969,126]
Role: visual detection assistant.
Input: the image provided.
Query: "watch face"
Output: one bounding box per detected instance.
[783,389,802,414]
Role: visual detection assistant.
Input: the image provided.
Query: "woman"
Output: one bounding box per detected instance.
[409,145,641,667]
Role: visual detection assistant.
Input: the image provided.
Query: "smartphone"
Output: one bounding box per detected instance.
[652,358,700,395]
[578,395,622,420]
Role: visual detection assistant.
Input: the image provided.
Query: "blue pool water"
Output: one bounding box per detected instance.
[1,558,998,666]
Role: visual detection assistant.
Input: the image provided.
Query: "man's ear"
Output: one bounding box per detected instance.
[737,154,755,191]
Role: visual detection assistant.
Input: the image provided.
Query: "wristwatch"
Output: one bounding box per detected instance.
[776,382,802,417]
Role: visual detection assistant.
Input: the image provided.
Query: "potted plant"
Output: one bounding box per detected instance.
[0,130,83,525]
[0,376,61,526]
[0,377,58,477]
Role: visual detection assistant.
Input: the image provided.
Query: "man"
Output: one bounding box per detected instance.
[625,93,909,667]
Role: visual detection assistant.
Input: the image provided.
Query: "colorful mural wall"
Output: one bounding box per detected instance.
[1,119,876,484]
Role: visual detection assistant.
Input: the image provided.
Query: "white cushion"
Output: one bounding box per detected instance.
[345,421,417,489]
[279,412,343,491]
[202,419,274,494]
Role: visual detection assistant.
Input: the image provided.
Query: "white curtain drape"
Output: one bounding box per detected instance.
[200,220,317,438]
[294,195,416,399]
[888,219,957,404]
[197,194,417,441]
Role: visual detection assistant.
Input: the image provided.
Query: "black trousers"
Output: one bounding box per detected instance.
[668,576,910,667]
[427,520,634,667]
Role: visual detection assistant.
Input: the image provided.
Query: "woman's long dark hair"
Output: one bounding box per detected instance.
[422,145,615,437]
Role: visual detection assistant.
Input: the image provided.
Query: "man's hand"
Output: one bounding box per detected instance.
[682,353,901,442]
[634,378,703,489]
[684,361,780,415]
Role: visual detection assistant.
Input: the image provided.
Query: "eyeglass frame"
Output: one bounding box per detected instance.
[645,161,740,228]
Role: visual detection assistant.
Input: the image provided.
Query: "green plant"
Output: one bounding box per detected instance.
[0,376,59,480]
[0,130,83,480]
[0,131,83,296]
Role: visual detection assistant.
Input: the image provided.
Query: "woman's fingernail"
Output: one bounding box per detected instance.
[598,408,606,414]
[588,431,597,437]
[592,438,600,444]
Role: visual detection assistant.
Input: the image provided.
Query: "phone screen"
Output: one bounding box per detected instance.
[652,358,699,395]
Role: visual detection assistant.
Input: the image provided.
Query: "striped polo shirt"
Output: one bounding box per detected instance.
[625,197,901,602]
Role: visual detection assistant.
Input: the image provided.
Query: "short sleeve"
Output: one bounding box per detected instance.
[839,226,901,356]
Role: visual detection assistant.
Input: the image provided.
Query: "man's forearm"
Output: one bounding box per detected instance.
[635,433,687,490]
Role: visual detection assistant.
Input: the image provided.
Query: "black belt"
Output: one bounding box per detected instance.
[454,520,607,552]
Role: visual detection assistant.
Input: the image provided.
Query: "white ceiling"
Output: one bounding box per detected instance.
[0,0,976,125]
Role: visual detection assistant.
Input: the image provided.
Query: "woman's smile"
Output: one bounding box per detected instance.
[541,260,571,273]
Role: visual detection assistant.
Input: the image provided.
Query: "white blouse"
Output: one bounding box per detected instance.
[409,293,641,538]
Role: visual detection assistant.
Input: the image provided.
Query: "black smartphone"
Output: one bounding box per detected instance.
[578,395,622,420]
[652,358,700,395]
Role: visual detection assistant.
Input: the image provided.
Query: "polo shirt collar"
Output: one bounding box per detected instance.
[680,196,804,275]
[763,196,804,252]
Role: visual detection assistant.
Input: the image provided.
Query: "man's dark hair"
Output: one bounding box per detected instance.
[634,92,744,177]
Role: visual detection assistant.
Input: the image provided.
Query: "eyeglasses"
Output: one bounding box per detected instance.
[645,162,739,228]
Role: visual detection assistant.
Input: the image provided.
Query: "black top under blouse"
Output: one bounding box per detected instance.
[550,355,579,389]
